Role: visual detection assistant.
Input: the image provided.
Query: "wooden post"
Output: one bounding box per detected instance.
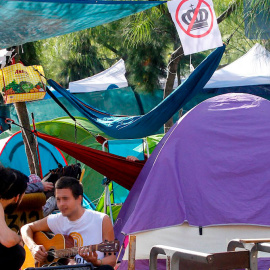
[128,235,136,270]
[14,102,40,176]
[166,255,171,270]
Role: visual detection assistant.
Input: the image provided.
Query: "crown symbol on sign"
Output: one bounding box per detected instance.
[182,6,209,31]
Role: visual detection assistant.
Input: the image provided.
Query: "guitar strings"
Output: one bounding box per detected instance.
[45,242,117,258]
[46,246,90,258]
[46,249,78,258]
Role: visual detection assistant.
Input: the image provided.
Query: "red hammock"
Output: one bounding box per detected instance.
[34,131,145,190]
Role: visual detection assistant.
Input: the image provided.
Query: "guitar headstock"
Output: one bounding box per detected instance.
[97,240,120,252]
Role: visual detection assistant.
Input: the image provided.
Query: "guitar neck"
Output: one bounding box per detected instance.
[55,244,99,258]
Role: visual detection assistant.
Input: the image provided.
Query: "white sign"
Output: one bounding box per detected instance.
[167,0,223,55]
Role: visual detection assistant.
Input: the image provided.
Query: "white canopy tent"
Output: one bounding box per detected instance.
[69,44,270,94]
[69,58,181,93]
[69,59,128,93]
[204,43,270,89]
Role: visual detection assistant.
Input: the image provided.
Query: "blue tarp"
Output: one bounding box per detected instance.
[0,0,164,48]
[48,45,225,139]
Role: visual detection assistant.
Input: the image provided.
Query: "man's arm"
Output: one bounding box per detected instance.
[79,215,116,267]
[21,217,50,262]
[101,215,117,267]
[0,205,21,248]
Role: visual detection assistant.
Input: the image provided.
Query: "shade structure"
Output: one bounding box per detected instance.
[0,0,164,49]
[69,59,128,93]
[204,43,270,89]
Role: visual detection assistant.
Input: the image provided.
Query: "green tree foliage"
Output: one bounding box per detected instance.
[21,6,171,92]
[244,0,270,47]
[20,42,41,66]
[21,0,269,91]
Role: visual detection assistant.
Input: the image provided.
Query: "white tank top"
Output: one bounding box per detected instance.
[47,209,106,264]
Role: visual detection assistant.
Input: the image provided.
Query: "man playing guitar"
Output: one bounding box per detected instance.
[21,176,116,269]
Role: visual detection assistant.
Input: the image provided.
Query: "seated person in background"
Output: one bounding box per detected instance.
[21,176,116,269]
[26,174,54,194]
[26,174,55,217]
[126,156,139,162]
[0,166,28,270]
[126,154,150,162]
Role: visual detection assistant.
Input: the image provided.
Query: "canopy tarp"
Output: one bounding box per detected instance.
[204,43,270,89]
[48,45,225,139]
[0,0,163,49]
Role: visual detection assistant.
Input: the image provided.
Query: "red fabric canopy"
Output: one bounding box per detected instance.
[34,131,145,190]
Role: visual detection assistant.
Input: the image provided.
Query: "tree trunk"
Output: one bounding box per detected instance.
[163,46,183,133]
[14,102,41,176]
[163,0,239,133]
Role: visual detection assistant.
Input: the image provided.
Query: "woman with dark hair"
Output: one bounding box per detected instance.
[0,166,28,270]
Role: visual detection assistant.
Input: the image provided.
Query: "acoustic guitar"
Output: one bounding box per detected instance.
[22,231,120,269]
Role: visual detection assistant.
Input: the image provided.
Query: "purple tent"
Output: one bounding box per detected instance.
[115,93,270,270]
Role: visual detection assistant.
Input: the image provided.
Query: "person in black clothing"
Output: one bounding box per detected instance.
[0,166,28,270]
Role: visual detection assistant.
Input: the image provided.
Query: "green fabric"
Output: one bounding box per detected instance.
[95,190,121,222]
[35,117,112,202]
[0,0,163,48]
[33,117,164,202]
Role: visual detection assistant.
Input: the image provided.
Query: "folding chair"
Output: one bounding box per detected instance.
[150,239,270,270]
[101,139,149,223]
[150,245,250,270]
[228,238,270,270]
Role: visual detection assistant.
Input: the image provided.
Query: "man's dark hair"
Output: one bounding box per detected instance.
[55,176,83,199]
[0,166,28,200]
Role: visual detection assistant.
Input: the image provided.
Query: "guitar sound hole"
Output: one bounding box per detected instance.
[47,249,55,262]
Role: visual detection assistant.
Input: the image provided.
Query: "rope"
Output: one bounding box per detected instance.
[5,118,32,133]
[166,52,184,75]
[32,67,48,81]
[32,68,102,140]
[5,115,105,149]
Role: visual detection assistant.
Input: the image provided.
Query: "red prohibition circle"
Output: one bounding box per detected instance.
[175,0,214,38]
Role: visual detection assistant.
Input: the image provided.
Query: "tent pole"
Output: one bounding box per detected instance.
[32,113,43,178]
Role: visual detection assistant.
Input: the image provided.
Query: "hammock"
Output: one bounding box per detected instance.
[48,45,225,139]
[34,131,144,190]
